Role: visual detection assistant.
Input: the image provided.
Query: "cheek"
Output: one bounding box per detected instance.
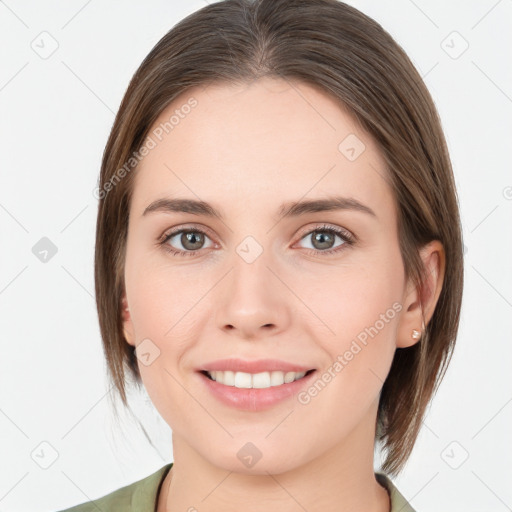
[126,247,207,340]
[300,253,402,335]
[297,257,402,401]
[124,252,213,403]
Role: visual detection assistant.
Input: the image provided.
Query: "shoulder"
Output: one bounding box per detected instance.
[375,472,417,512]
[56,463,173,512]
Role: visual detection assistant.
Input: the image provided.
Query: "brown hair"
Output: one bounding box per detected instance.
[94,0,463,475]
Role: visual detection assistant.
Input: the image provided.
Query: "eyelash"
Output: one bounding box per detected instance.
[159,224,355,257]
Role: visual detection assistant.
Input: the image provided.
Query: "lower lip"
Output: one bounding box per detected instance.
[198,370,317,411]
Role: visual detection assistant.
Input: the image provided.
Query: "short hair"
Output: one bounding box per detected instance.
[94,0,464,476]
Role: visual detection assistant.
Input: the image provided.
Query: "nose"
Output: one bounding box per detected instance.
[215,245,292,340]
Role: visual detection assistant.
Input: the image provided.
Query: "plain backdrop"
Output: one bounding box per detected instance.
[1,1,511,511]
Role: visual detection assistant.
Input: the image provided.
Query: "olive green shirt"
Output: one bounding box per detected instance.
[57,463,416,511]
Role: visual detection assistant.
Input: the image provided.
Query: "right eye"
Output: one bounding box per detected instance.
[160,227,215,256]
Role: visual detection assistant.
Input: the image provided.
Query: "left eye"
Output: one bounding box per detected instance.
[296,226,352,253]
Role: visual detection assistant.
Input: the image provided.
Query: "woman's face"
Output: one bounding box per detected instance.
[122,78,419,473]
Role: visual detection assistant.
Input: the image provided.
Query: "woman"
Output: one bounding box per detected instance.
[59,0,463,510]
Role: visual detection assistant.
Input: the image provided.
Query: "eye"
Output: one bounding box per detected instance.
[160,226,215,256]
[295,224,354,255]
[159,223,355,257]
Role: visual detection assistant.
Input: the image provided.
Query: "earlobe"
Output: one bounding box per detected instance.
[396,240,445,349]
[121,293,136,347]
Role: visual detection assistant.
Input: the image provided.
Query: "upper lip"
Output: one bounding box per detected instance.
[198,358,315,374]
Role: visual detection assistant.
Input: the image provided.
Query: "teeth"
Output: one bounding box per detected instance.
[206,370,308,388]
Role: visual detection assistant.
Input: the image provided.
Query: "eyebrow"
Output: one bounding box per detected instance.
[142,196,376,220]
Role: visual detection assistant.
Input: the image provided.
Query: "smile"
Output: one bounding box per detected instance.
[202,369,315,389]
[199,368,318,411]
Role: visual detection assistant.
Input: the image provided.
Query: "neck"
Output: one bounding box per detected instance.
[158,398,390,512]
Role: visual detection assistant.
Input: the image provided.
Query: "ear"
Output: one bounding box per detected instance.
[396,240,445,348]
[121,292,136,347]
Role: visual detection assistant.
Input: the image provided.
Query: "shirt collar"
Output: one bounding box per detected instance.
[135,464,416,512]
[375,472,417,512]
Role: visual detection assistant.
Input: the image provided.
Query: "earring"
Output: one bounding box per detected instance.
[411,329,421,340]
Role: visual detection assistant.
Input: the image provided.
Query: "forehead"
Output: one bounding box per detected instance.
[131,78,395,221]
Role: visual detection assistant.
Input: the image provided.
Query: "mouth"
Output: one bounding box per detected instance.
[199,369,316,389]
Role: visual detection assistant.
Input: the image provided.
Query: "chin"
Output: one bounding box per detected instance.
[204,444,306,476]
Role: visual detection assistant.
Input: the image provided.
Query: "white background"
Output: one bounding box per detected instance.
[1,1,511,511]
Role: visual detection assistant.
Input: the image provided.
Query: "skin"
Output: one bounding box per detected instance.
[121,78,445,512]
